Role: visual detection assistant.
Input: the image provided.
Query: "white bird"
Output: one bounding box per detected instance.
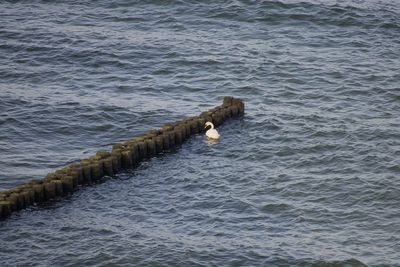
[204,122,220,140]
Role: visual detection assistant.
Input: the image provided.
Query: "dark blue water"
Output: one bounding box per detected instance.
[1,1,399,266]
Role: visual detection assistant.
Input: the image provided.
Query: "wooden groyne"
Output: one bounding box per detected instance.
[0,96,245,220]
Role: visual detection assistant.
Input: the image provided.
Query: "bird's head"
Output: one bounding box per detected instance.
[204,121,214,131]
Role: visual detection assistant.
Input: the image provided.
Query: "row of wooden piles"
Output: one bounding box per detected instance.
[0,96,245,220]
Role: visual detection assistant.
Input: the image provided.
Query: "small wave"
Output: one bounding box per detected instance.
[259,203,292,214]
[305,258,369,267]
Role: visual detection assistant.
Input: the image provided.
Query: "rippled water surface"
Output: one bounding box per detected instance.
[1,0,400,266]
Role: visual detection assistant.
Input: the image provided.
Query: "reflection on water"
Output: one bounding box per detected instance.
[204,136,222,145]
[205,137,220,146]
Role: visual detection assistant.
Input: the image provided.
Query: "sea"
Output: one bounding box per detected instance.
[0,0,399,266]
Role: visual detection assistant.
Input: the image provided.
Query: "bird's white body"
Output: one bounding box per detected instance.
[205,122,220,140]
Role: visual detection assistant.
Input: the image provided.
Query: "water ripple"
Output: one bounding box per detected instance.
[1,0,400,266]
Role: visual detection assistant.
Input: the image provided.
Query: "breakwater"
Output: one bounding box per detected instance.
[0,97,244,220]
